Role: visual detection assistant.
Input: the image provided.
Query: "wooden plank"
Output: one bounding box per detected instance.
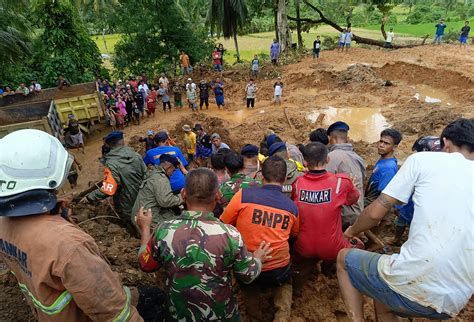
[283,108,294,129]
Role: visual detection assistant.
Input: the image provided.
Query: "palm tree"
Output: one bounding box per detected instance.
[0,0,30,64]
[207,0,248,62]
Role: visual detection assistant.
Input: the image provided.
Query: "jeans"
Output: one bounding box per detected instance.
[434,34,443,44]
[345,249,451,319]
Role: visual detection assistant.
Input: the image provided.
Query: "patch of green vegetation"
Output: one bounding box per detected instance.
[92,33,122,53]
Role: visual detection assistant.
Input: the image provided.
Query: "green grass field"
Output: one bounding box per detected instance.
[364,19,473,37]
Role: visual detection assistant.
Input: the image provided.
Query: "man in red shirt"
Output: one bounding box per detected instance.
[292,142,363,291]
[221,155,299,321]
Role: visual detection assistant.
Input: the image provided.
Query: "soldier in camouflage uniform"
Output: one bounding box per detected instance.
[136,168,271,321]
[219,151,261,208]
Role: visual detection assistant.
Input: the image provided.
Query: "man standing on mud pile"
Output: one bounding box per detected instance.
[82,131,147,226]
[194,124,213,167]
[434,19,447,45]
[364,129,402,206]
[221,156,299,322]
[0,130,142,321]
[337,118,474,321]
[291,143,363,292]
[132,154,185,233]
[135,168,271,321]
[326,121,366,229]
[143,132,188,194]
[270,39,281,65]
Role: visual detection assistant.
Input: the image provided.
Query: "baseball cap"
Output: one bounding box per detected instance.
[327,121,350,135]
[159,154,180,167]
[266,134,282,148]
[268,142,286,156]
[240,144,259,157]
[154,131,169,143]
[146,130,154,136]
[211,133,221,140]
[104,131,124,144]
[182,124,192,132]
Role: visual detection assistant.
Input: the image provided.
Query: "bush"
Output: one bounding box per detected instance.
[406,5,444,24]
[322,36,339,50]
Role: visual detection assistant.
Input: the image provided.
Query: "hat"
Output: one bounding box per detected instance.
[240,144,259,157]
[182,124,192,132]
[146,130,154,136]
[159,154,180,167]
[327,121,350,135]
[104,131,124,144]
[210,133,221,140]
[268,142,286,156]
[200,80,206,83]
[154,131,169,143]
[266,134,282,148]
[187,78,192,81]
[194,123,203,131]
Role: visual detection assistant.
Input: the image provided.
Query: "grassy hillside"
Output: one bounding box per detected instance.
[364,19,474,37]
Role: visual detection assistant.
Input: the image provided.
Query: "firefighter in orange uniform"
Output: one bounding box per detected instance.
[0,129,142,321]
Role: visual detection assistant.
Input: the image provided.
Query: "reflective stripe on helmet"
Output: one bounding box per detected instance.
[15,277,73,315]
[112,286,131,322]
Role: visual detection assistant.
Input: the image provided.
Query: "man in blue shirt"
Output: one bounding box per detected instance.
[434,19,447,45]
[364,129,402,206]
[143,131,188,193]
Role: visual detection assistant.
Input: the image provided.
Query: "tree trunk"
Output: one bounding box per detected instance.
[102,28,109,54]
[233,33,240,63]
[273,0,279,41]
[295,0,303,48]
[277,0,292,51]
[381,15,388,40]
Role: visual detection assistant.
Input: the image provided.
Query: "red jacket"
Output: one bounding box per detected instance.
[292,170,359,260]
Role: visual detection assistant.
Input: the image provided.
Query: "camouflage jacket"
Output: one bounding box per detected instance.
[219,173,262,208]
[138,211,262,321]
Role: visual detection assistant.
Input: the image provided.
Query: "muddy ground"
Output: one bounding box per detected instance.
[1,45,473,321]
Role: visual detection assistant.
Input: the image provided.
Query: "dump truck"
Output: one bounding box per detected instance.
[0,82,104,139]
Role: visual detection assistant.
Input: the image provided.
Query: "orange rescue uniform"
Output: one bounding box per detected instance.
[220,184,299,271]
[0,215,142,322]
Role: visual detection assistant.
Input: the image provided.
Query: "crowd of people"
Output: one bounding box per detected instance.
[1,112,472,321]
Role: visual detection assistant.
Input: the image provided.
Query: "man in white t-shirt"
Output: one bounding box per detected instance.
[273,77,283,106]
[385,28,395,48]
[344,27,353,52]
[158,73,169,88]
[337,118,474,321]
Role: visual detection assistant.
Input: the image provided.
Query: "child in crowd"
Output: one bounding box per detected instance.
[172,81,183,109]
[338,28,347,52]
[132,101,141,125]
[251,55,259,77]
[273,77,283,106]
[147,87,157,117]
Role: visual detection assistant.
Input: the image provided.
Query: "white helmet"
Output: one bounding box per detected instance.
[0,129,73,198]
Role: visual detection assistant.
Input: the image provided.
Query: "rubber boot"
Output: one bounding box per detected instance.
[273,281,292,322]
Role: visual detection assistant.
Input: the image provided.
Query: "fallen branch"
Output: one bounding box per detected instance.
[283,108,294,129]
[77,216,123,226]
[292,0,428,49]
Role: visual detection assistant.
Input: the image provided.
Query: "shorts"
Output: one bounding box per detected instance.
[459,35,468,44]
[384,42,393,48]
[313,49,320,57]
[339,42,345,47]
[344,249,451,319]
[187,153,194,162]
[215,95,224,106]
[174,99,182,107]
[214,64,222,71]
[274,95,281,103]
[70,132,83,146]
[345,43,351,47]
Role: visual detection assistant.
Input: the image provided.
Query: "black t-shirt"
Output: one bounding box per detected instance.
[199,134,212,149]
[199,83,209,98]
[461,26,471,37]
[68,119,79,135]
[313,40,321,50]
